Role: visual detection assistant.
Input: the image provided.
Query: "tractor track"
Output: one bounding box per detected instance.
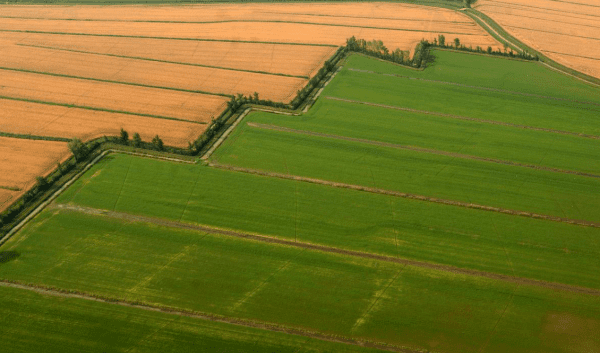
[50,203,600,296]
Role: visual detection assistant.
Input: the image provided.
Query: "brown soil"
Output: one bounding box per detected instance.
[247,122,600,179]
[477,0,600,79]
[50,203,600,296]
[0,98,205,148]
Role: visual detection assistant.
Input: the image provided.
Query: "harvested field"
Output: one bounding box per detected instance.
[0,99,204,148]
[476,0,600,79]
[0,69,227,123]
[0,137,68,191]
[2,32,337,79]
[0,42,306,103]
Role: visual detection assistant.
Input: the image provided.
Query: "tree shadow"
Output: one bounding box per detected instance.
[0,251,20,265]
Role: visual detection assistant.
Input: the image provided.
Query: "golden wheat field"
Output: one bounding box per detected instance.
[476,0,600,79]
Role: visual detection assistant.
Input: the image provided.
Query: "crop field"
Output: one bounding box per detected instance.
[2,48,600,352]
[0,99,204,147]
[476,0,600,79]
[0,286,383,353]
[0,69,228,123]
[0,137,68,192]
[2,32,338,78]
[0,1,504,212]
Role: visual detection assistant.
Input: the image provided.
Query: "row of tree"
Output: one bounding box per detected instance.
[345,36,433,68]
[433,34,538,60]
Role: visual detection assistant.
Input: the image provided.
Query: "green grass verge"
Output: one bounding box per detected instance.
[0,285,382,353]
[1,206,600,353]
[54,154,600,289]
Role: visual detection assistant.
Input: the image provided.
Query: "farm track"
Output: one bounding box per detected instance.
[208,162,600,229]
[246,122,600,179]
[346,68,600,107]
[327,96,600,140]
[0,280,416,353]
[18,44,309,79]
[49,203,600,296]
[259,11,473,23]
[0,96,206,125]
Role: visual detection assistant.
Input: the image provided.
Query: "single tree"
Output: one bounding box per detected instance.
[253,92,259,103]
[36,176,48,189]
[120,128,129,144]
[132,133,142,148]
[438,34,446,47]
[152,135,164,151]
[487,46,493,54]
[68,138,88,161]
[454,38,461,48]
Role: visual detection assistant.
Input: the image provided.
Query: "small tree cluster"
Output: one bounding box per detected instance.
[68,138,89,161]
[433,34,538,60]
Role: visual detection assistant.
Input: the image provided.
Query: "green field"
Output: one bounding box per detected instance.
[2,204,600,353]
[54,155,600,289]
[0,285,383,353]
[3,49,600,353]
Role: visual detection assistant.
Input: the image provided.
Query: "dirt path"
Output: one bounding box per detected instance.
[50,203,600,296]
[326,96,600,140]
[0,280,414,353]
[208,162,600,229]
[247,122,600,179]
[346,68,600,107]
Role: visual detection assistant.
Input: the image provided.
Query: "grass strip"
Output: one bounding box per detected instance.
[0,96,206,125]
[0,131,71,142]
[0,29,338,47]
[0,66,232,98]
[19,43,309,79]
[0,186,20,192]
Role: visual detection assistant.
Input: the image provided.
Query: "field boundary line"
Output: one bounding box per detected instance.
[246,122,600,179]
[18,44,309,79]
[0,29,338,47]
[48,203,600,296]
[0,66,232,98]
[346,67,600,107]
[208,162,600,229]
[0,279,418,353]
[326,96,600,140]
[201,109,250,160]
[0,96,206,125]
[0,151,109,248]
[105,150,197,164]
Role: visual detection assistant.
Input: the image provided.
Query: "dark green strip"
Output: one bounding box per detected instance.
[0,185,21,192]
[0,29,338,47]
[18,44,309,79]
[0,66,232,98]
[0,96,207,125]
[0,131,71,142]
